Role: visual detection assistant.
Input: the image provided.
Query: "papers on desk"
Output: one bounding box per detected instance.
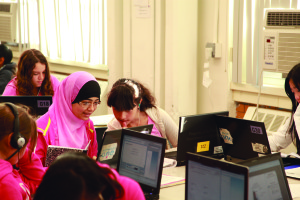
[281,152,300,159]
[161,174,185,188]
[163,158,177,168]
[285,165,300,179]
[90,114,114,126]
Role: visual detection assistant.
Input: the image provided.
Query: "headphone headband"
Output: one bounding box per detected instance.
[5,103,26,150]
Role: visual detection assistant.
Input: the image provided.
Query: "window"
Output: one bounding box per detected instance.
[17,0,107,66]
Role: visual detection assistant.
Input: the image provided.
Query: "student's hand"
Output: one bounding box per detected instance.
[93,156,97,161]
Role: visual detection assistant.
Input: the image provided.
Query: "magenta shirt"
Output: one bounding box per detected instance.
[2,75,60,96]
[148,116,162,137]
[0,149,45,200]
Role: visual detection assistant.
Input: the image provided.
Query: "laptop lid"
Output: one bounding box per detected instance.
[116,128,166,195]
[0,96,52,117]
[176,111,229,166]
[239,153,292,200]
[214,115,271,161]
[185,152,248,200]
[95,127,107,154]
[96,124,154,168]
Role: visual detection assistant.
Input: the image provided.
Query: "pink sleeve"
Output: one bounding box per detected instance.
[15,148,45,195]
[50,75,60,94]
[35,131,48,167]
[87,120,98,158]
[2,79,17,96]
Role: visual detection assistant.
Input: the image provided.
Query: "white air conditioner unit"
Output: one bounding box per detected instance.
[0,1,18,43]
[262,9,300,73]
[244,106,291,136]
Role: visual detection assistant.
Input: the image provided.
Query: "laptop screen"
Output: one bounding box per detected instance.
[96,124,154,168]
[186,152,248,200]
[117,129,166,194]
[239,153,292,200]
[0,96,52,117]
[176,111,229,166]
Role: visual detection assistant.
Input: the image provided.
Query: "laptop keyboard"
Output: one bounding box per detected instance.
[144,192,159,200]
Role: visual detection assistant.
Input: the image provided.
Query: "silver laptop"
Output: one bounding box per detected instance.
[239,153,292,200]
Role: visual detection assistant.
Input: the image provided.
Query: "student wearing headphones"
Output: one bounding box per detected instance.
[34,152,145,200]
[106,78,178,149]
[269,63,300,153]
[0,103,45,199]
[0,44,16,94]
[35,71,100,166]
[2,49,60,96]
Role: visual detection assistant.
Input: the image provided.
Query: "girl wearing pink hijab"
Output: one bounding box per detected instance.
[35,71,101,166]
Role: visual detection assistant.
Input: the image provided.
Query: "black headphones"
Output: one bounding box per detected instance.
[5,103,26,150]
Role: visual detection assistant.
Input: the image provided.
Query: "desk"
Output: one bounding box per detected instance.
[160,166,300,200]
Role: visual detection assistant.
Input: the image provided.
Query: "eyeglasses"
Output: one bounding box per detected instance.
[78,100,101,109]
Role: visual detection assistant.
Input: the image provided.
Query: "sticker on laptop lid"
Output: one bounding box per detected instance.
[252,142,268,154]
[99,143,117,161]
[197,141,210,152]
[219,128,233,144]
[250,125,263,134]
[214,146,223,154]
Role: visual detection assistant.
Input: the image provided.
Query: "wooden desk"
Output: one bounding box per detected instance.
[160,166,300,200]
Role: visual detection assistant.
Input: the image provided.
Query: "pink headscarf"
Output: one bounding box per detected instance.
[48,71,98,148]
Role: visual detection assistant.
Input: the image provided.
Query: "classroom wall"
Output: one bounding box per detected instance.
[107,0,234,123]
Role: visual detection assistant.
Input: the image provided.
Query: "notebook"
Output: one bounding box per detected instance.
[168,111,229,166]
[96,124,154,168]
[0,96,52,117]
[214,115,271,162]
[239,153,292,200]
[116,129,166,200]
[185,152,249,200]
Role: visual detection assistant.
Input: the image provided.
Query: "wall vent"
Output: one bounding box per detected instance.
[266,11,300,27]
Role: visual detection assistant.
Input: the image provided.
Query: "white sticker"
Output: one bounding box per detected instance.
[99,143,117,161]
[219,128,233,144]
[214,146,223,154]
[252,143,268,154]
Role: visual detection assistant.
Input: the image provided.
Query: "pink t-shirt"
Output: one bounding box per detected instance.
[148,116,162,137]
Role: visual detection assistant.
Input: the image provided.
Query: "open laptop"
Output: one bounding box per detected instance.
[214,115,271,162]
[0,96,52,117]
[167,111,229,166]
[185,152,249,200]
[96,124,154,168]
[117,129,166,200]
[95,127,107,154]
[239,153,292,200]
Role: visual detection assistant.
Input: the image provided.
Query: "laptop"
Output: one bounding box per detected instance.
[117,129,166,200]
[168,111,229,166]
[0,96,52,117]
[214,115,271,162]
[96,124,154,168]
[239,153,292,200]
[185,152,249,200]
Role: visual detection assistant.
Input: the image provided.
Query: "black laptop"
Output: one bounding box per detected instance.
[96,124,154,168]
[0,96,52,117]
[117,129,166,200]
[185,152,249,200]
[214,115,271,162]
[239,153,292,200]
[169,111,229,166]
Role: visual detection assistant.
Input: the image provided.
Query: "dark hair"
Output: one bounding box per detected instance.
[16,49,54,95]
[34,152,124,200]
[0,103,37,160]
[285,63,300,152]
[107,78,156,112]
[0,44,13,65]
